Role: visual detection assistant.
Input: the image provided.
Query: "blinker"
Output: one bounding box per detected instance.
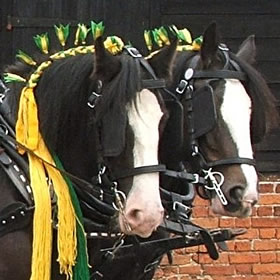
[193,85,217,139]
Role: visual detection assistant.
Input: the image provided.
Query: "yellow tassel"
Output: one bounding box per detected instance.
[16,86,77,280]
[16,87,39,153]
[28,152,52,280]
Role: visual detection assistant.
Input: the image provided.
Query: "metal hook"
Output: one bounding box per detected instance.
[97,165,106,184]
[112,186,127,212]
[203,168,228,205]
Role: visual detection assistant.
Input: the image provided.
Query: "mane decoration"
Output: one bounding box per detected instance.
[144,25,202,52]
[4,22,127,280]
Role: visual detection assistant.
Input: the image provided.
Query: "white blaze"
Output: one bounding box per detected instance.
[221,79,258,201]
[123,89,164,237]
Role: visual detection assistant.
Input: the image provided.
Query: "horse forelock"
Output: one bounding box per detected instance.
[94,54,142,121]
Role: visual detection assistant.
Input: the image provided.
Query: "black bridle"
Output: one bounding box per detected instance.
[172,44,256,204]
[0,45,250,280]
[87,46,169,184]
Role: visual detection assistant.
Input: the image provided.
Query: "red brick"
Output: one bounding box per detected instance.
[178,265,202,275]
[196,252,229,264]
[192,206,209,218]
[234,240,251,251]
[273,206,280,216]
[224,240,235,251]
[153,268,164,279]
[261,276,280,280]
[193,197,209,206]
[161,265,178,276]
[276,184,280,193]
[172,254,192,265]
[259,228,276,239]
[257,206,273,216]
[259,183,274,193]
[236,228,259,239]
[202,264,235,275]
[159,254,171,266]
[253,263,280,274]
[235,217,251,228]
[260,252,277,263]
[229,253,260,264]
[192,217,219,229]
[277,252,280,261]
[221,277,258,280]
[235,263,252,274]
[219,218,235,228]
[252,217,280,228]
[253,240,279,251]
[259,194,280,205]
[185,246,199,253]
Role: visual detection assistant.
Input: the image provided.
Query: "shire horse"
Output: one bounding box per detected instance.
[161,22,278,218]
[0,37,177,280]
[85,23,278,279]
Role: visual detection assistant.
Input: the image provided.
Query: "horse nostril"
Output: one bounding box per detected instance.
[229,186,245,204]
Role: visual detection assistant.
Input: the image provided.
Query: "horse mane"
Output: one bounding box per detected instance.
[229,52,279,143]
[5,51,142,153]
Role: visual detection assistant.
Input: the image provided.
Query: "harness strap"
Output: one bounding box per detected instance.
[0,202,33,238]
[208,157,256,167]
[142,79,166,89]
[192,70,246,81]
[112,164,166,180]
[163,168,206,184]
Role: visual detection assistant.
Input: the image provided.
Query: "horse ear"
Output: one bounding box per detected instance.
[148,39,177,80]
[93,37,121,81]
[236,35,256,65]
[200,22,219,68]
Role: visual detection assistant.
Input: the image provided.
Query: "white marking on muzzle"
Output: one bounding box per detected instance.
[121,89,164,237]
[221,79,258,201]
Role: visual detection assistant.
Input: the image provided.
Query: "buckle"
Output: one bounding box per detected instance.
[124,46,142,58]
[0,93,5,103]
[173,201,191,213]
[192,174,199,184]
[176,79,188,94]
[87,91,101,108]
[218,44,229,52]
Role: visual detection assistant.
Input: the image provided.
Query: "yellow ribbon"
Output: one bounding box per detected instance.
[16,86,77,280]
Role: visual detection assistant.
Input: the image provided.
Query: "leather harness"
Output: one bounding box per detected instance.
[0,45,248,279]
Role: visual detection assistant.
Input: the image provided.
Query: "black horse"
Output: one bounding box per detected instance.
[86,23,279,279]
[0,37,177,280]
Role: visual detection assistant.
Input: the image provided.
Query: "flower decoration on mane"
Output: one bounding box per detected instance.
[104,36,125,55]
[54,23,70,47]
[91,21,105,40]
[33,32,50,54]
[4,21,125,86]
[144,25,203,52]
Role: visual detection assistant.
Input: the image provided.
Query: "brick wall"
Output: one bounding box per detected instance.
[153,178,280,280]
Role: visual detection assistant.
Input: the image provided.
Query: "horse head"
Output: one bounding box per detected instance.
[163,22,278,217]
